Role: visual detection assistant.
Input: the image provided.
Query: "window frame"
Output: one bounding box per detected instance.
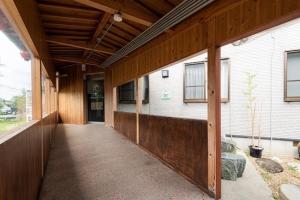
[118,80,136,104]
[117,76,150,104]
[284,49,300,102]
[183,58,230,103]
[183,61,207,103]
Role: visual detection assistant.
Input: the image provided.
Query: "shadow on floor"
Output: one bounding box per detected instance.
[39,124,212,200]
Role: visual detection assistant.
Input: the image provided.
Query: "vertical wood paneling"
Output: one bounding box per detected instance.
[0,112,57,200]
[139,114,208,193]
[104,69,113,127]
[58,66,104,124]
[114,111,137,143]
[111,0,300,86]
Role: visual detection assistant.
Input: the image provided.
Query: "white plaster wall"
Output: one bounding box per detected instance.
[133,19,300,156]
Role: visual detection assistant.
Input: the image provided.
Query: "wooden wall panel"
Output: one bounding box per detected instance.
[58,66,104,124]
[139,114,208,192]
[111,0,300,86]
[0,112,57,200]
[114,111,136,143]
[58,66,85,124]
[104,69,113,127]
[42,112,56,168]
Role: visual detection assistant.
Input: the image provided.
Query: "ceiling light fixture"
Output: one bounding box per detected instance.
[113,12,123,22]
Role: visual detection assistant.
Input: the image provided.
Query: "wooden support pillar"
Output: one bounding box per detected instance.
[112,87,117,128]
[104,69,114,127]
[207,18,221,200]
[31,57,42,120]
[135,78,142,144]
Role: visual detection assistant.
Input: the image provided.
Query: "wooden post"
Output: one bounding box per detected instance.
[31,57,42,120]
[135,78,142,144]
[207,18,221,199]
[112,87,117,128]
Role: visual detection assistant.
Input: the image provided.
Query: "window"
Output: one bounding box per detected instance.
[0,31,32,136]
[142,75,149,104]
[118,76,150,104]
[184,62,206,102]
[184,59,230,102]
[285,50,300,101]
[118,81,135,104]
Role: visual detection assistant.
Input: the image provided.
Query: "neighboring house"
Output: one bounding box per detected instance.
[118,19,300,157]
[0,104,12,114]
[26,90,32,121]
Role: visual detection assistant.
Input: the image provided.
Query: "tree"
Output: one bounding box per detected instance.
[11,89,26,114]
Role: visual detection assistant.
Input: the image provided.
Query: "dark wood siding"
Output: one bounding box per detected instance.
[139,114,208,191]
[114,111,136,143]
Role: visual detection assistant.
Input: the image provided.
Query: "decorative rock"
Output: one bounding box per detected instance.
[221,152,246,181]
[279,184,300,200]
[256,158,283,173]
[287,162,300,173]
[221,141,236,153]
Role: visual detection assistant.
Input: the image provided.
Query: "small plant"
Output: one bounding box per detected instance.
[244,72,257,146]
[243,72,264,158]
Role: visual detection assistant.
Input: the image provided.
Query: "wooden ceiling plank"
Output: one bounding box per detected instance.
[46,37,115,54]
[45,29,91,36]
[38,3,100,15]
[44,22,95,31]
[52,56,100,66]
[113,20,141,36]
[41,14,98,26]
[48,35,91,40]
[73,0,158,26]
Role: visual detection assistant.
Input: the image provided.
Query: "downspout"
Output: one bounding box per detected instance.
[269,32,276,155]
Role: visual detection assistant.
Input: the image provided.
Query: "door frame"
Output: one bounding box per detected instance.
[84,72,105,123]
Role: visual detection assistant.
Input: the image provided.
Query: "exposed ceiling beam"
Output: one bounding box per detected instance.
[73,0,158,26]
[91,13,111,42]
[82,13,111,61]
[46,37,115,55]
[52,56,100,66]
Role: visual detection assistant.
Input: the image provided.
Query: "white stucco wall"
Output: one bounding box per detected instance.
[117,20,300,157]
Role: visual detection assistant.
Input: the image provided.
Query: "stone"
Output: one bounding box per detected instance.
[221,152,246,181]
[287,162,300,173]
[279,184,300,200]
[221,141,236,153]
[271,156,282,163]
[255,158,283,173]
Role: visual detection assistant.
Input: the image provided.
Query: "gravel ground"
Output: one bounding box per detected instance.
[249,156,300,199]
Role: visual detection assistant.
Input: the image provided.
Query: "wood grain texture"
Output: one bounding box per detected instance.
[58,66,103,124]
[111,0,300,87]
[139,114,208,192]
[104,69,113,127]
[114,111,136,143]
[0,112,57,200]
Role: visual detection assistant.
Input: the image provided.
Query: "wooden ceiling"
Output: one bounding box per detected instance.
[37,0,183,70]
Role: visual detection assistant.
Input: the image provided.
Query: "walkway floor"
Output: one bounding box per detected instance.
[39,124,212,200]
[222,151,273,200]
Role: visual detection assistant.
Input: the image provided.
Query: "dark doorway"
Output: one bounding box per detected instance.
[87,77,104,122]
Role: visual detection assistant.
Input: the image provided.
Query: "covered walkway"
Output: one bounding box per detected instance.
[39,124,211,200]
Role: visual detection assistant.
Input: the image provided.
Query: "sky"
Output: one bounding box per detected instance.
[0,31,31,100]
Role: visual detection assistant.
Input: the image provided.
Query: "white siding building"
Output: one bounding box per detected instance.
[118,19,300,157]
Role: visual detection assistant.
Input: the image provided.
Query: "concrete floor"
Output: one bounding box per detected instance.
[39,124,212,200]
[222,151,273,200]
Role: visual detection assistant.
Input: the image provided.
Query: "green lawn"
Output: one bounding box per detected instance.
[0,119,26,134]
